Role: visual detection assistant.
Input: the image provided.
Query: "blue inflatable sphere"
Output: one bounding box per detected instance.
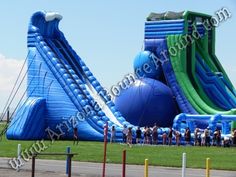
[115,78,177,127]
[133,51,162,79]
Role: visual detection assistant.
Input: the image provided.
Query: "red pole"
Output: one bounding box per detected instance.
[122,150,126,177]
[102,122,108,177]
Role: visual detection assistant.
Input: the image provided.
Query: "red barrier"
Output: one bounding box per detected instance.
[122,150,126,177]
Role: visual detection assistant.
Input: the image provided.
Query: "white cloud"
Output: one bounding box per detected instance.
[0,54,26,113]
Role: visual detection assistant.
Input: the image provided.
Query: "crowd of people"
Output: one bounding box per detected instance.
[109,124,236,147]
[120,124,190,146]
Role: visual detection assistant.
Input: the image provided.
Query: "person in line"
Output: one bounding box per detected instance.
[73,127,79,145]
[216,129,221,147]
[204,127,211,147]
[233,129,236,146]
[147,126,152,144]
[152,123,158,145]
[143,126,148,144]
[136,126,142,144]
[223,136,231,147]
[122,125,128,144]
[127,127,133,147]
[201,131,205,146]
[168,127,173,145]
[174,130,181,146]
[162,131,167,145]
[184,127,191,145]
[197,131,202,146]
[110,125,116,144]
[213,128,218,146]
[194,128,200,146]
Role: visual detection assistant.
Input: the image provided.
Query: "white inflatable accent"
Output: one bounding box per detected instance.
[45,12,62,22]
[134,80,146,87]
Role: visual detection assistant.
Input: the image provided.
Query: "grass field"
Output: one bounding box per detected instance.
[0,123,236,170]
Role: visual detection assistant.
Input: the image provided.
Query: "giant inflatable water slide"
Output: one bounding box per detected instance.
[6,11,236,141]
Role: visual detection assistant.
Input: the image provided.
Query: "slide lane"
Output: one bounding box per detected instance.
[49,38,124,126]
[145,38,198,114]
[167,34,236,115]
[42,39,125,135]
[195,39,236,108]
[196,52,236,110]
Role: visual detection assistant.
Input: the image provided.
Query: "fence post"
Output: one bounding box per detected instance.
[66,146,71,175]
[15,144,22,172]
[144,159,148,177]
[67,155,72,177]
[206,158,210,177]
[102,122,108,177]
[122,150,126,177]
[31,154,36,177]
[17,144,21,159]
[182,153,186,177]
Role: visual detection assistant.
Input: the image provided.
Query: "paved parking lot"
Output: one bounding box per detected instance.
[0,158,236,177]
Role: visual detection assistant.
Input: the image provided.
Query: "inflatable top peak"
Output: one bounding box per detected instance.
[29,11,63,37]
[147,11,212,21]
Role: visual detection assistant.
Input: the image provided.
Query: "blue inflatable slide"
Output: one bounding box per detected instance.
[7,11,133,140]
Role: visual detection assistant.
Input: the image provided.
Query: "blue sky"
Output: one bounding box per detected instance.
[0,0,235,108]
